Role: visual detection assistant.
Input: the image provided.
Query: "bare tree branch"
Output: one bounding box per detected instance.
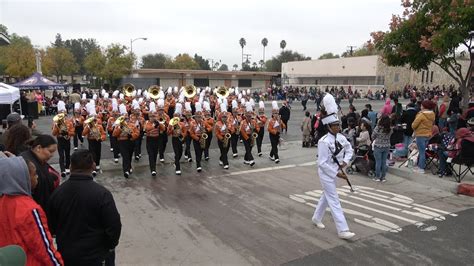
[431,59,461,85]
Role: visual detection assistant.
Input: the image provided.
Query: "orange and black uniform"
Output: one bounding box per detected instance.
[52,117,75,173]
[203,116,214,160]
[107,116,120,160]
[215,119,235,167]
[240,118,260,163]
[230,113,242,155]
[156,113,170,161]
[165,97,176,117]
[73,114,84,149]
[256,114,268,154]
[189,120,206,168]
[83,121,107,168]
[144,119,165,173]
[167,119,188,172]
[113,120,140,175]
[268,117,286,160]
[132,116,145,160]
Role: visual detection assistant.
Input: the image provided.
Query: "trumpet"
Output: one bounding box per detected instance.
[184,85,197,99]
[123,83,136,97]
[148,85,161,100]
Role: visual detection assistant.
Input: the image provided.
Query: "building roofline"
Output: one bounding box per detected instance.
[134,68,280,76]
[0,33,10,46]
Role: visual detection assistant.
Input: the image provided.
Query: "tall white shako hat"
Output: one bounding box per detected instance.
[174,103,183,116]
[271,101,279,114]
[321,93,340,125]
[57,100,66,113]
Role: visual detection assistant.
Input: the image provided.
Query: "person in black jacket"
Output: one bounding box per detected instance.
[393,103,417,158]
[47,149,122,266]
[279,101,291,133]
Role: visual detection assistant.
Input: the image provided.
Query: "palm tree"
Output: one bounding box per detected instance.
[259,59,265,70]
[252,62,258,69]
[280,40,287,51]
[261,37,268,62]
[233,64,238,71]
[239,37,246,66]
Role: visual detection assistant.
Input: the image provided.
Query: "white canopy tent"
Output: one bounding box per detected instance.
[0,82,22,115]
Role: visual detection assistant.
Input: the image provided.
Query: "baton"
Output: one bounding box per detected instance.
[333,155,355,192]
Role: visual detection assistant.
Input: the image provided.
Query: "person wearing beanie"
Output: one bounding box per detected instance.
[215,104,235,169]
[412,100,436,174]
[240,103,260,166]
[51,104,75,178]
[256,101,268,157]
[167,103,188,175]
[113,108,140,178]
[268,102,286,163]
[82,116,106,177]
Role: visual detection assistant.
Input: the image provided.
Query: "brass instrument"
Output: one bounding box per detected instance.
[170,117,183,142]
[249,120,258,147]
[200,131,208,150]
[122,83,136,97]
[183,85,197,99]
[223,123,231,149]
[114,116,131,136]
[53,113,68,137]
[148,85,161,100]
[214,86,229,99]
[85,117,101,140]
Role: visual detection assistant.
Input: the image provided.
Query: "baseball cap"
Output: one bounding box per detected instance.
[6,112,23,123]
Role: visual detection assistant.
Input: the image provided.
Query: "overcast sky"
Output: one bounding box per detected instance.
[1,0,403,67]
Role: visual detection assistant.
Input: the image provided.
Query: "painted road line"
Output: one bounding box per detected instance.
[207,164,297,179]
[412,203,458,217]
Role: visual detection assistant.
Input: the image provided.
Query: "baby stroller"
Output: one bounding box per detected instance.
[346,144,376,177]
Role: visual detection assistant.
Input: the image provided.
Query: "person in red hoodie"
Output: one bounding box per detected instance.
[0,155,63,265]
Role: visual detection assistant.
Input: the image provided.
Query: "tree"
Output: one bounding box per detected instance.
[84,48,106,87]
[259,59,265,70]
[64,38,100,75]
[141,53,172,69]
[43,46,79,82]
[261,37,268,62]
[0,24,8,35]
[233,64,238,71]
[371,0,474,107]
[265,50,311,72]
[318,52,340,59]
[239,37,246,66]
[0,33,36,78]
[166,53,199,69]
[194,54,211,70]
[280,40,287,50]
[218,64,229,71]
[53,33,64,48]
[101,44,133,86]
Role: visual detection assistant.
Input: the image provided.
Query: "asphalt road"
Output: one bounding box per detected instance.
[32,98,473,265]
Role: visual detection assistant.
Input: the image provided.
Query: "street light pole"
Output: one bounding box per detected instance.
[130,37,148,70]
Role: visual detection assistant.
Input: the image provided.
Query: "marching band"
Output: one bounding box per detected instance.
[51,84,286,178]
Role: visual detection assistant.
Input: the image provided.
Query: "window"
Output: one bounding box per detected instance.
[421,71,425,83]
[394,73,399,82]
[194,78,209,87]
[238,79,252,87]
[430,71,434,83]
[155,78,160,86]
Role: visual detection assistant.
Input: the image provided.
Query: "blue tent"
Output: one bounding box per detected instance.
[12,72,64,90]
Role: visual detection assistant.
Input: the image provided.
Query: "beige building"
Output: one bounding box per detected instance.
[122,69,280,90]
[282,55,471,92]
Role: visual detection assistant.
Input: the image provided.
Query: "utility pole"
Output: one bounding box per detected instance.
[243,54,251,66]
[347,46,356,57]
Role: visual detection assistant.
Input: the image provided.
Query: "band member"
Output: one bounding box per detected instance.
[256,101,268,157]
[113,104,140,178]
[268,101,285,164]
[312,93,355,240]
[156,99,170,163]
[240,102,260,166]
[189,103,207,172]
[82,107,106,176]
[230,100,241,158]
[183,102,194,162]
[165,87,176,118]
[130,101,145,161]
[51,101,75,177]
[107,99,121,163]
[167,103,188,175]
[203,101,214,161]
[215,102,235,169]
[144,102,163,176]
[73,102,85,151]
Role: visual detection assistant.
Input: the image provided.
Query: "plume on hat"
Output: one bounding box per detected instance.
[245,102,253,112]
[119,103,127,115]
[157,99,165,108]
[322,93,338,115]
[232,99,238,109]
[259,101,265,110]
[272,101,278,110]
[74,102,81,110]
[195,102,202,113]
[220,101,227,113]
[149,102,156,113]
[185,102,192,112]
[112,99,118,112]
[57,100,66,112]
[175,103,182,114]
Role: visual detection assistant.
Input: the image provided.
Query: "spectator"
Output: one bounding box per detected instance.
[0,112,23,150]
[393,103,417,158]
[391,98,403,122]
[47,150,122,266]
[0,156,64,265]
[412,100,436,174]
[438,95,450,131]
[366,104,377,129]
[356,120,372,148]
[372,115,393,182]
[301,111,312,147]
[4,124,32,155]
[20,135,58,212]
[380,99,392,116]
[279,101,291,133]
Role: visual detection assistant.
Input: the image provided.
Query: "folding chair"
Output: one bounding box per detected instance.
[448,139,474,183]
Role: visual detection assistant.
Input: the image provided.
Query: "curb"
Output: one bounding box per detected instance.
[457,183,474,197]
[387,166,460,194]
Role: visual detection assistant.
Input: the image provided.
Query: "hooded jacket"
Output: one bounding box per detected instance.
[412,110,436,137]
[0,157,63,266]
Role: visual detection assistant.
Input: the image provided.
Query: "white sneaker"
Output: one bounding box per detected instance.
[188,158,193,162]
[160,159,165,163]
[65,169,70,174]
[124,171,130,178]
[275,159,280,164]
[92,171,97,177]
[338,231,355,240]
[184,155,189,159]
[223,165,229,169]
[233,153,238,158]
[219,160,223,166]
[175,170,181,175]
[110,148,114,152]
[269,156,275,161]
[243,161,249,165]
[258,152,262,157]
[413,168,425,174]
[130,168,133,174]
[114,158,119,163]
[74,147,78,151]
[249,161,255,166]
[311,218,325,229]
[151,171,157,176]
[197,167,202,172]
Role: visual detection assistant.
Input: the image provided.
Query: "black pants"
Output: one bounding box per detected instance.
[256,129,264,154]
[231,133,239,155]
[269,134,280,160]
[185,135,192,159]
[119,139,134,173]
[172,137,183,171]
[167,107,175,118]
[88,139,102,167]
[57,137,71,172]
[218,139,230,166]
[158,133,168,160]
[73,126,84,148]
[243,138,254,161]
[302,100,307,111]
[134,131,144,157]
[65,250,115,266]
[282,119,289,133]
[204,131,213,158]
[146,136,159,172]
[192,140,203,168]
[109,134,120,159]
